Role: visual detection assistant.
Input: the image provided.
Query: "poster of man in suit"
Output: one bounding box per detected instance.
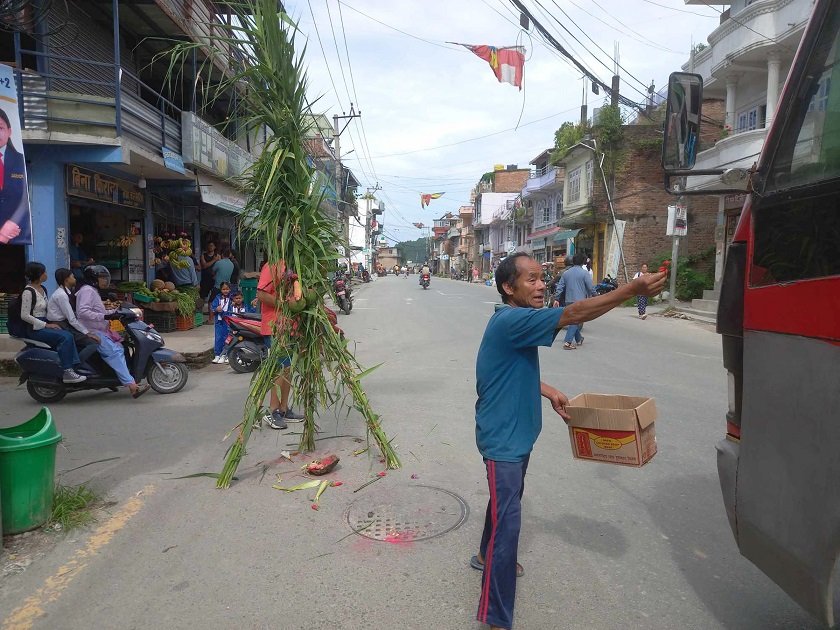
[0,64,31,245]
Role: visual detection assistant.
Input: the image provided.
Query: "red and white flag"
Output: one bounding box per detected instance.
[458,44,525,90]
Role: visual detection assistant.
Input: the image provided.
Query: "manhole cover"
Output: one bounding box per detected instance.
[344,484,469,543]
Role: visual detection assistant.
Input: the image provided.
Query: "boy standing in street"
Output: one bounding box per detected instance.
[472,253,665,630]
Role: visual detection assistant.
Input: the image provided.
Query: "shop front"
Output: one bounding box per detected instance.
[66,166,146,284]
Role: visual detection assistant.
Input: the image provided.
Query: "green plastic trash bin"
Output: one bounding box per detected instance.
[240,277,258,306]
[0,408,62,534]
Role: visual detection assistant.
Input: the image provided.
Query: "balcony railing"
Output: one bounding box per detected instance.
[14,44,181,155]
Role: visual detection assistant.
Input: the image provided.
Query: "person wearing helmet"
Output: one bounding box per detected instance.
[75,265,149,398]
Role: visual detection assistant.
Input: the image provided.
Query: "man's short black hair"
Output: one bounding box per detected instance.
[573,252,586,266]
[496,252,531,304]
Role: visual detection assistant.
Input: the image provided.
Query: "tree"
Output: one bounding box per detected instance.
[551,121,586,164]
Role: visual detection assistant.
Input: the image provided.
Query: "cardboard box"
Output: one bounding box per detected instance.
[566,393,657,467]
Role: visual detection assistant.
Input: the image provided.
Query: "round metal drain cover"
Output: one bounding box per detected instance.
[344,484,469,542]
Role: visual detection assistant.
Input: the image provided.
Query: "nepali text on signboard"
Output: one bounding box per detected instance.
[66,166,145,209]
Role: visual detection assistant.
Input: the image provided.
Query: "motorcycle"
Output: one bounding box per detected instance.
[333,276,353,314]
[223,312,263,373]
[594,275,619,295]
[420,273,430,290]
[14,306,188,403]
[224,307,345,374]
[361,269,371,283]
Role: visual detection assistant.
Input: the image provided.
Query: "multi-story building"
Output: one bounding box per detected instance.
[555,124,719,283]
[0,0,352,294]
[521,149,568,264]
[472,165,530,274]
[456,204,475,275]
[683,0,812,293]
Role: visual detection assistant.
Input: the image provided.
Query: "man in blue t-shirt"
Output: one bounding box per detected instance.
[472,253,665,630]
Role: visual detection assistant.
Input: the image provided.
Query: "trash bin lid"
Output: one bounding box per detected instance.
[0,407,62,452]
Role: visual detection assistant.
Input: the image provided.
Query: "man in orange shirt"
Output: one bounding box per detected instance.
[257,257,304,430]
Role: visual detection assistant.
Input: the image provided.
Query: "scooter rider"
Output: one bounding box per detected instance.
[75,265,150,398]
[420,262,431,285]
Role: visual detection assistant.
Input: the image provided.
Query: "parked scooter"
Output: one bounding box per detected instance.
[420,273,431,290]
[594,275,619,295]
[14,306,188,403]
[333,275,353,314]
[223,312,263,373]
[224,308,345,373]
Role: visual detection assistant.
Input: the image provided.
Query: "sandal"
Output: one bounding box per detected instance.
[563,342,576,350]
[132,384,151,399]
[470,554,524,578]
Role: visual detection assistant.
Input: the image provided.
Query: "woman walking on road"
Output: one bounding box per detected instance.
[199,241,220,301]
[634,263,649,319]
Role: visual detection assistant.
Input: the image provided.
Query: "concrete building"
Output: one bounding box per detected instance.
[521,149,569,264]
[682,0,813,310]
[0,0,352,295]
[472,165,530,275]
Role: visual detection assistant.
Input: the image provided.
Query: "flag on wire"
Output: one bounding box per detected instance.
[455,44,525,90]
[420,192,445,208]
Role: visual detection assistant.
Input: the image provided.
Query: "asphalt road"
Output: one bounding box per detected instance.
[0,275,821,629]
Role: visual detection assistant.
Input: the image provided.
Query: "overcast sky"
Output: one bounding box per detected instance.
[284,0,721,244]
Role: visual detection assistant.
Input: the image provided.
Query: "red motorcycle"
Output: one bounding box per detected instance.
[333,276,352,314]
[420,273,430,290]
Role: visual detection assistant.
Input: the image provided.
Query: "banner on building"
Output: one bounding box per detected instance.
[0,65,32,245]
[605,220,626,279]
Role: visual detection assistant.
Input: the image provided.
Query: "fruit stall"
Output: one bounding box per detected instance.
[116,280,201,333]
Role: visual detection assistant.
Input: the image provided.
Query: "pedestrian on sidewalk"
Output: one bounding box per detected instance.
[257,254,305,429]
[471,252,666,630]
[199,241,220,301]
[211,282,233,364]
[472,266,480,283]
[634,263,649,319]
[553,253,596,349]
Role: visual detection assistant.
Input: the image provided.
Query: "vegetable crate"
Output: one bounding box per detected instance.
[144,311,177,333]
[175,315,194,331]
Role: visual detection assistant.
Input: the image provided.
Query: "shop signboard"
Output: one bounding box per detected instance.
[162,146,186,174]
[605,219,625,279]
[66,166,145,209]
[198,174,247,213]
[0,64,33,245]
[181,112,254,180]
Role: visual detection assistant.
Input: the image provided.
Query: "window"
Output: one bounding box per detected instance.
[568,167,581,203]
[736,104,766,132]
[807,72,832,112]
[585,160,594,198]
[541,201,551,225]
[556,195,563,218]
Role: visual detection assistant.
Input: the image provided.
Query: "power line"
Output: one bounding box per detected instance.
[636,0,718,18]
[337,0,463,51]
[566,0,686,55]
[304,0,345,112]
[346,105,579,159]
[545,0,653,97]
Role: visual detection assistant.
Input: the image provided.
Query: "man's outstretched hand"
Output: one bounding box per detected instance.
[541,383,571,421]
[630,271,668,297]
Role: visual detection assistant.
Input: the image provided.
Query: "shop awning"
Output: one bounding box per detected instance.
[526,226,560,241]
[552,229,582,243]
[198,174,247,213]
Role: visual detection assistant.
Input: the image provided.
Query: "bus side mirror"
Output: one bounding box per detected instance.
[662,72,704,171]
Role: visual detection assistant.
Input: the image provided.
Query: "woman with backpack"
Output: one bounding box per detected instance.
[14,261,87,383]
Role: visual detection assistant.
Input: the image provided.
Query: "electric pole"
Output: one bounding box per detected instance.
[365,183,381,272]
[333,104,361,253]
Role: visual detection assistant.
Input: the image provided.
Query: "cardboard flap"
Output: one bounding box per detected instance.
[635,397,657,429]
[567,393,657,430]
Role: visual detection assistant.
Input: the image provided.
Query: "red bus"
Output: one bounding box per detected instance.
[662,0,840,625]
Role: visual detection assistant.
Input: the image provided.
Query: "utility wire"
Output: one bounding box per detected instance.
[636,0,718,18]
[546,0,654,97]
[337,0,463,51]
[567,0,686,55]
